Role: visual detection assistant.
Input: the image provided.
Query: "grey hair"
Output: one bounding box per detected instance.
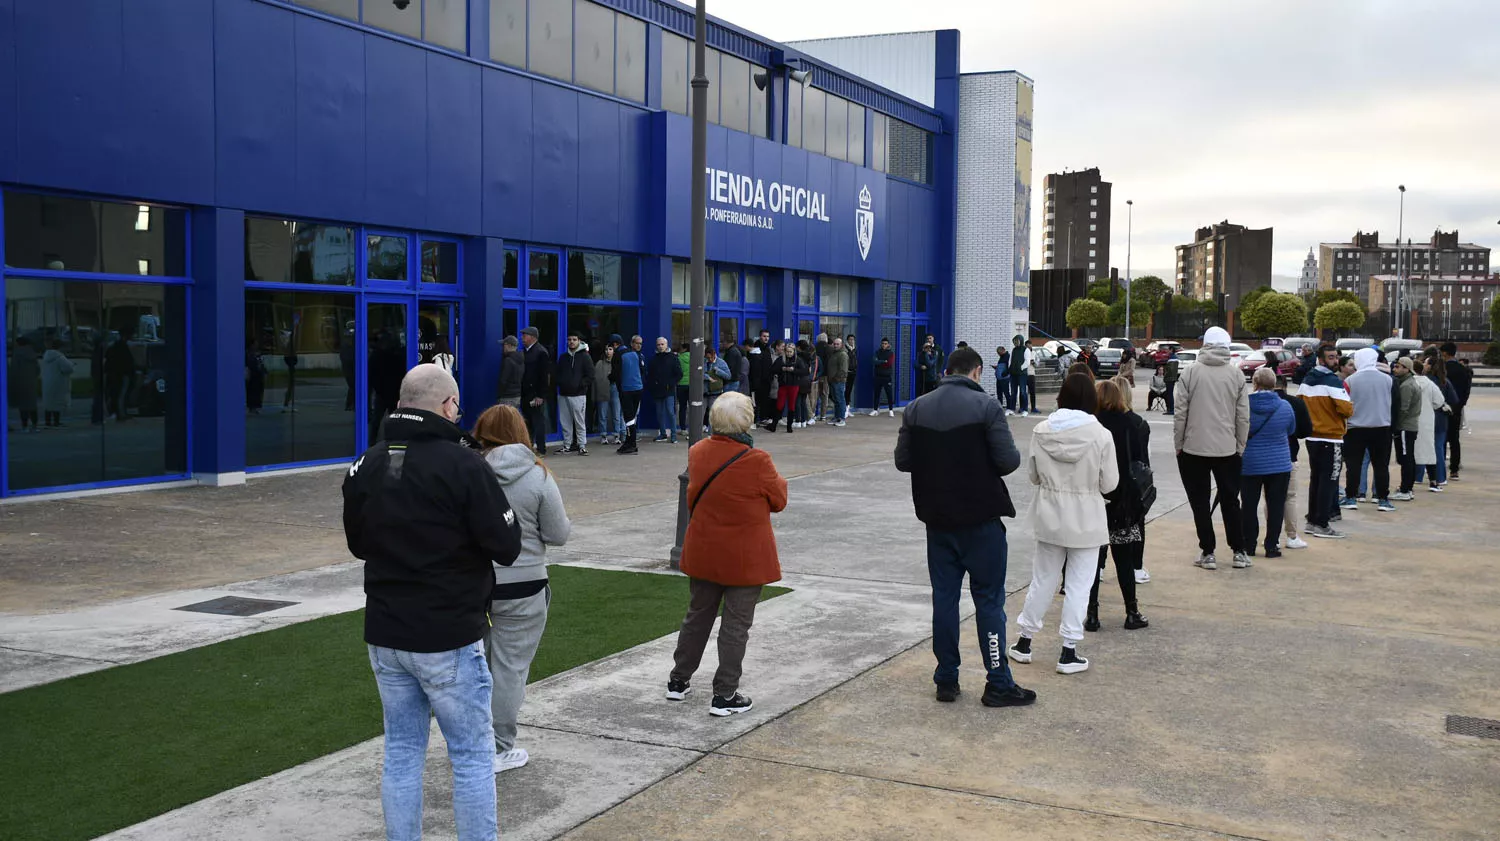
[709,391,754,436]
[398,364,459,412]
[1252,366,1277,390]
[657,336,670,345]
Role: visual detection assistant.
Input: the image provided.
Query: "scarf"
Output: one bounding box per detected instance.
[724,431,755,448]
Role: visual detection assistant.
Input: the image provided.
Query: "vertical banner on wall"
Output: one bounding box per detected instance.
[1013,78,1034,312]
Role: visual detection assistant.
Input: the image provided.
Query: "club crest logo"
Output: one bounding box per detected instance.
[856,184,874,261]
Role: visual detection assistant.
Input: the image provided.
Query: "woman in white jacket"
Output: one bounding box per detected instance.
[1407,357,1448,482]
[472,404,572,774]
[1010,373,1119,675]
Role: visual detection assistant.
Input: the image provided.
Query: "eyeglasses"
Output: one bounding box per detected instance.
[444,395,462,418]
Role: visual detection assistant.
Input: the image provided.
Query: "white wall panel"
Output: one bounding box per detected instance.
[788,32,937,108]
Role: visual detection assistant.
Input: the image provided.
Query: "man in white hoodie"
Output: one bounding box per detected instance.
[1340,347,1394,512]
[1174,326,1251,570]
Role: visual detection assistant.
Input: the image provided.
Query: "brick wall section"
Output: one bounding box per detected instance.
[956,73,1027,396]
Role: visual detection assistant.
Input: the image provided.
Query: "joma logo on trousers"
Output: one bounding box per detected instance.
[987,632,1002,668]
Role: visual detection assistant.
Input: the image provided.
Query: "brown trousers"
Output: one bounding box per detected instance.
[670,578,763,698]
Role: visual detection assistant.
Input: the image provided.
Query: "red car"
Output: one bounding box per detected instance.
[1239,349,1293,381]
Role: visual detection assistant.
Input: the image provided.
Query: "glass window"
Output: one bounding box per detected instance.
[418,302,458,376]
[881,282,899,315]
[744,272,764,305]
[785,81,803,148]
[719,54,750,133]
[717,315,739,351]
[420,240,458,285]
[694,48,721,125]
[424,0,467,51]
[615,13,646,103]
[245,218,356,286]
[660,32,689,116]
[887,119,931,184]
[242,289,359,467]
[297,0,358,20]
[573,0,615,95]
[528,0,572,82]
[820,277,838,311]
[670,309,692,350]
[871,113,887,172]
[672,262,688,305]
[503,247,519,289]
[6,279,188,491]
[718,268,739,303]
[528,251,560,292]
[363,0,421,39]
[568,304,638,370]
[744,316,764,343]
[4,193,187,277]
[567,251,638,300]
[366,235,409,282]
[489,0,526,67]
[366,300,411,440]
[825,95,848,161]
[798,319,814,343]
[847,102,865,166]
[802,87,826,155]
[915,288,928,313]
[798,276,816,307]
[749,68,768,138]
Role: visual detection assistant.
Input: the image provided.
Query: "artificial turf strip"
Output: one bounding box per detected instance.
[0,565,789,841]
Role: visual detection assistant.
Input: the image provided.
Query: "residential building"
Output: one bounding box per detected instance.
[1368,274,1500,340]
[1318,230,1491,307]
[0,3,988,499]
[1174,221,1274,310]
[1041,168,1110,284]
[1299,248,1318,296]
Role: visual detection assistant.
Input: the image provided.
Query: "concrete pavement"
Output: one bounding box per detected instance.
[3,386,1498,840]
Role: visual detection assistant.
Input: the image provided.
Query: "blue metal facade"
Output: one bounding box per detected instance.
[0,0,957,497]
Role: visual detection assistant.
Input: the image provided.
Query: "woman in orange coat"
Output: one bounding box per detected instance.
[666,391,788,717]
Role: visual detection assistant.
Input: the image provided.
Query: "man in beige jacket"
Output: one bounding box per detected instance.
[1174,326,1250,571]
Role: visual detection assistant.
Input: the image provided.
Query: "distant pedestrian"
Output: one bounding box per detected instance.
[520,326,552,455]
[826,337,850,427]
[813,332,831,419]
[1161,346,1181,415]
[1007,335,1036,415]
[1408,357,1447,492]
[871,337,896,416]
[1390,356,1423,499]
[1078,345,1100,378]
[497,335,524,409]
[994,346,1013,412]
[917,339,940,397]
[1119,343,1137,387]
[1240,367,1297,558]
[615,335,646,455]
[343,364,522,841]
[676,342,692,433]
[667,392,787,717]
[750,330,773,422]
[1419,355,1459,490]
[721,338,744,396]
[1440,342,1471,480]
[594,343,622,445]
[472,404,571,774]
[844,335,859,419]
[797,340,819,426]
[895,346,1033,707]
[1300,344,1353,538]
[1269,375,1312,550]
[1012,373,1116,676]
[648,337,681,444]
[1340,348,1393,512]
[764,341,806,433]
[554,332,593,455]
[703,346,732,428]
[1174,326,1250,570]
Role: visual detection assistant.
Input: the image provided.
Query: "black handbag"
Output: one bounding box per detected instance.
[1124,425,1156,515]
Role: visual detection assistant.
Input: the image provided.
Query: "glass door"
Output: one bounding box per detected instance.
[520,303,562,441]
[366,298,410,444]
[418,300,459,385]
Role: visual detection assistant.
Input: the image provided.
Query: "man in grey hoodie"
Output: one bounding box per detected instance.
[1174,326,1251,570]
[1340,347,1394,512]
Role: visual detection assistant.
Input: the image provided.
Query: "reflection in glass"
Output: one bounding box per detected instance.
[504,248,519,289]
[718,269,739,303]
[418,302,458,384]
[802,87,826,156]
[528,251,559,292]
[744,272,764,305]
[671,262,689,306]
[615,13,646,103]
[367,235,409,282]
[719,54,750,133]
[421,240,458,284]
[573,0,615,95]
[245,217,356,285]
[528,0,573,82]
[489,0,526,67]
[5,279,187,492]
[244,290,358,467]
[368,302,410,442]
[660,32,688,116]
[567,251,637,301]
[3,193,186,276]
[799,277,816,307]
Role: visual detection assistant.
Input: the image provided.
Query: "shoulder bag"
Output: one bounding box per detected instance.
[1123,425,1156,516]
[689,447,752,517]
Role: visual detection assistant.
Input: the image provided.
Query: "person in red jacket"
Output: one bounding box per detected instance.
[666,391,787,716]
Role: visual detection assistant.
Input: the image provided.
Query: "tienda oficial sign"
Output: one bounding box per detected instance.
[704,167,831,231]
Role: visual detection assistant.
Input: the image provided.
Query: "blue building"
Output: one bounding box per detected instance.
[0,0,963,499]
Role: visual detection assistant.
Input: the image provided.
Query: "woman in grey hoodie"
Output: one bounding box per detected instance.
[472,404,572,773]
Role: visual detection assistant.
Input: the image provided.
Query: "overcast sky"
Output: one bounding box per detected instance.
[703,0,1500,285]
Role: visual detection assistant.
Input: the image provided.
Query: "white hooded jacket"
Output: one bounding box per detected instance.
[1028,409,1119,548]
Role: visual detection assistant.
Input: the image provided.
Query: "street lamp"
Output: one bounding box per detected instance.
[1395,185,1405,336]
[670,0,709,570]
[1124,199,1134,342]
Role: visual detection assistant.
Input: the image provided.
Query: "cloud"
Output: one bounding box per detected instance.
[702,0,1500,278]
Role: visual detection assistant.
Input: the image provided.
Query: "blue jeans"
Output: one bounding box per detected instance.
[996,376,1012,410]
[830,381,847,421]
[597,385,622,436]
[1009,375,1034,413]
[926,520,1016,690]
[655,394,677,440]
[368,641,497,841]
[1418,414,1449,485]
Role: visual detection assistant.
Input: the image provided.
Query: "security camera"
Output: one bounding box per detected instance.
[392,0,411,9]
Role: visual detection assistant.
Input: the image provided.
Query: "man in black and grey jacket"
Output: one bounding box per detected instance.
[894,346,1034,710]
[343,364,522,841]
[497,335,524,408]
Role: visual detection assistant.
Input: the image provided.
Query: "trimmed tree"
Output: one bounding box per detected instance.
[1313,300,1366,333]
[1086,279,1115,304]
[1066,298,1110,330]
[1490,295,1500,336]
[1238,285,1277,317]
[1128,276,1171,312]
[1108,298,1152,328]
[1311,288,1366,315]
[1244,292,1309,336]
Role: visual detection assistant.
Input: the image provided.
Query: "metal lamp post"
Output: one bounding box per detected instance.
[1395,185,1405,336]
[670,0,709,570]
[1123,199,1134,341]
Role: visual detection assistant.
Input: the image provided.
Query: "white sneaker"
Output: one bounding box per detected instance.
[494,748,529,773]
[887,409,895,417]
[1134,569,1151,584]
[1285,537,1309,549]
[833,421,846,427]
[1004,410,1014,416]
[869,409,879,416]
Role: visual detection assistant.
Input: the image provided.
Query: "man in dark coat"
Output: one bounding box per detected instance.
[520,326,552,455]
[497,335,524,408]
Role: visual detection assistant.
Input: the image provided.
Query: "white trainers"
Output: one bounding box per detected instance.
[887,409,895,417]
[494,748,529,773]
[869,409,879,416]
[1285,537,1309,549]
[1134,568,1151,584]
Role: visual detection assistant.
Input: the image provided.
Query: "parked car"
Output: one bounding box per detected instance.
[1239,348,1293,381]
[1142,341,1182,369]
[1096,348,1123,377]
[1227,342,1256,364]
[1175,349,1199,369]
[1277,355,1302,379]
[1043,339,1081,357]
[1379,337,1424,364]
[1260,337,1285,350]
[1334,337,1376,354]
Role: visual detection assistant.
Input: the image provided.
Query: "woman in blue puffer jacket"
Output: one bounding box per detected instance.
[1239,366,1297,559]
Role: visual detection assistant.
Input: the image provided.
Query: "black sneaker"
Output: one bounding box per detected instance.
[665,679,690,701]
[709,692,753,717]
[555,445,574,455]
[1007,636,1033,664]
[1057,646,1090,675]
[980,683,1037,707]
[935,682,961,703]
[576,447,589,456]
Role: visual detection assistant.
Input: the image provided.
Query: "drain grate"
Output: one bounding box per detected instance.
[173,596,299,617]
[1445,715,1500,740]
